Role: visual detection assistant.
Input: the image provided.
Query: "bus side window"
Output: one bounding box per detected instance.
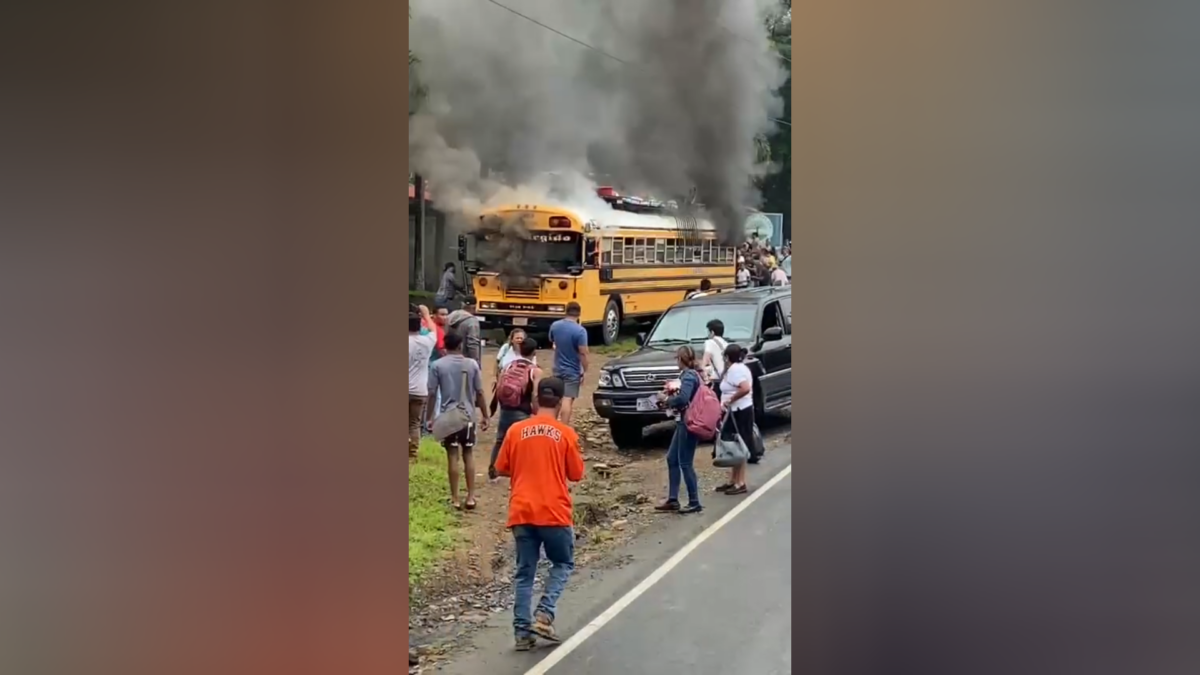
[623,237,634,264]
[611,237,623,265]
[655,239,666,263]
[633,238,646,264]
[601,237,612,265]
[665,239,676,264]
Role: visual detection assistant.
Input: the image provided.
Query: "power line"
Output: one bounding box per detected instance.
[479,0,790,128]
[718,22,791,64]
[480,0,630,66]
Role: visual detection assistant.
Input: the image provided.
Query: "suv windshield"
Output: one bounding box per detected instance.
[646,303,757,346]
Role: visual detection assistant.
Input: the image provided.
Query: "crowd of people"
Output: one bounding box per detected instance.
[736,237,791,288]
[407,249,772,651]
[408,298,589,649]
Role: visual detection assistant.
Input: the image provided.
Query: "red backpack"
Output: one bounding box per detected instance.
[496,359,534,408]
[684,370,722,441]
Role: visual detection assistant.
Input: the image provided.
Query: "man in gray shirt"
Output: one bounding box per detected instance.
[434,262,462,308]
[446,297,483,366]
[426,331,489,510]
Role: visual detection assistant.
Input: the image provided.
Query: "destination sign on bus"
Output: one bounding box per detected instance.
[478,232,579,244]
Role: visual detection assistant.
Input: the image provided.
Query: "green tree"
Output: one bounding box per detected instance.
[758,3,791,233]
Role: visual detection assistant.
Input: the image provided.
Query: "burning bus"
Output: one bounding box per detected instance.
[458,186,738,345]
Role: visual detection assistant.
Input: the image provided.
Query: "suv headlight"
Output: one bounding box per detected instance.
[598,370,625,388]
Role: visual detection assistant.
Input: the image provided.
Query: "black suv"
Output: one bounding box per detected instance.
[592,287,792,449]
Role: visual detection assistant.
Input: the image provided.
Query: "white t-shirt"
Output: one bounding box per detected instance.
[703,336,727,381]
[736,268,750,286]
[497,344,518,370]
[409,332,437,396]
[720,363,754,412]
[770,267,789,286]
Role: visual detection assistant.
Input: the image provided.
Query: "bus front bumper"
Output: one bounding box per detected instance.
[478,313,564,334]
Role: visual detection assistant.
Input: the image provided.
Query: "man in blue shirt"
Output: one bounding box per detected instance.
[548,301,589,424]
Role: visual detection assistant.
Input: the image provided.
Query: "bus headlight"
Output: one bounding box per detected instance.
[480,302,497,310]
[547,305,566,313]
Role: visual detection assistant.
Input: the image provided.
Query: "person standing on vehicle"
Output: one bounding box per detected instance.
[654,346,704,514]
[716,343,756,494]
[426,332,489,510]
[488,337,542,481]
[493,377,585,650]
[446,297,483,367]
[434,262,463,309]
[548,302,589,424]
[701,319,728,390]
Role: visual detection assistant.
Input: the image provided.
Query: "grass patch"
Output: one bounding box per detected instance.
[409,437,459,581]
[592,335,639,357]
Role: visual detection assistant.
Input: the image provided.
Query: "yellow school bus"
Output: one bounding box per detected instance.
[458,188,737,345]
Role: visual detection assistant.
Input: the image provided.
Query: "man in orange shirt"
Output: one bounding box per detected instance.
[494,377,585,651]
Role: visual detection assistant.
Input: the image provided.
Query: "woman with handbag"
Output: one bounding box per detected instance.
[716,343,755,495]
[654,346,705,514]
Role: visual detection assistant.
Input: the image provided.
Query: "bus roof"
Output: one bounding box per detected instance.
[480,202,718,233]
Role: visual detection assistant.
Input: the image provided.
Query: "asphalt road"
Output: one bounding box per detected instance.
[436,442,792,675]
[539,469,792,674]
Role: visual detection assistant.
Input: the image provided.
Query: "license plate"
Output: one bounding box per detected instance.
[636,395,659,412]
[512,317,528,326]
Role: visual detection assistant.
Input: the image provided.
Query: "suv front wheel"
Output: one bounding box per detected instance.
[608,421,645,449]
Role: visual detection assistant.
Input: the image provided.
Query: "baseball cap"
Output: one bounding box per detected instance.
[537,377,565,399]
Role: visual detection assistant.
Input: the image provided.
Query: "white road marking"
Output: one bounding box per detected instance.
[522,463,793,675]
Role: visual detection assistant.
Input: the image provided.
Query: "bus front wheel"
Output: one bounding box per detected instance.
[599,297,622,346]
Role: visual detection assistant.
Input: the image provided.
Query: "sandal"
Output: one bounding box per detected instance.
[464,499,477,511]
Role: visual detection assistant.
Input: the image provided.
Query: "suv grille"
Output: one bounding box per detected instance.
[619,369,681,391]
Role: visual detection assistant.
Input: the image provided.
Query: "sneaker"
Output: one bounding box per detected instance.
[532,612,561,642]
[725,485,748,495]
[514,635,537,651]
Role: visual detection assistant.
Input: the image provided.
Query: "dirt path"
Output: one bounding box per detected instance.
[409,345,789,667]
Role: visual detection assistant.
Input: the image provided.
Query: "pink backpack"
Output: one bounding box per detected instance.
[684,371,722,441]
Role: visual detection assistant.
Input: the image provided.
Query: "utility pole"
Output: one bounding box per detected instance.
[414,173,427,290]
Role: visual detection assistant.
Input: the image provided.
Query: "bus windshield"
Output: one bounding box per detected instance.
[466,231,581,274]
[646,303,758,346]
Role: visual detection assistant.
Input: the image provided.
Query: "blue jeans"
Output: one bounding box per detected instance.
[490,408,530,465]
[512,525,575,638]
[667,423,700,506]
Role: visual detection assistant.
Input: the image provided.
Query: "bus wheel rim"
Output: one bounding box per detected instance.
[605,307,618,338]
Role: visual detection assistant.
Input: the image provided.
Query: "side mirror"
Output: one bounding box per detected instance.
[762,326,784,342]
[636,332,647,346]
[584,238,599,267]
